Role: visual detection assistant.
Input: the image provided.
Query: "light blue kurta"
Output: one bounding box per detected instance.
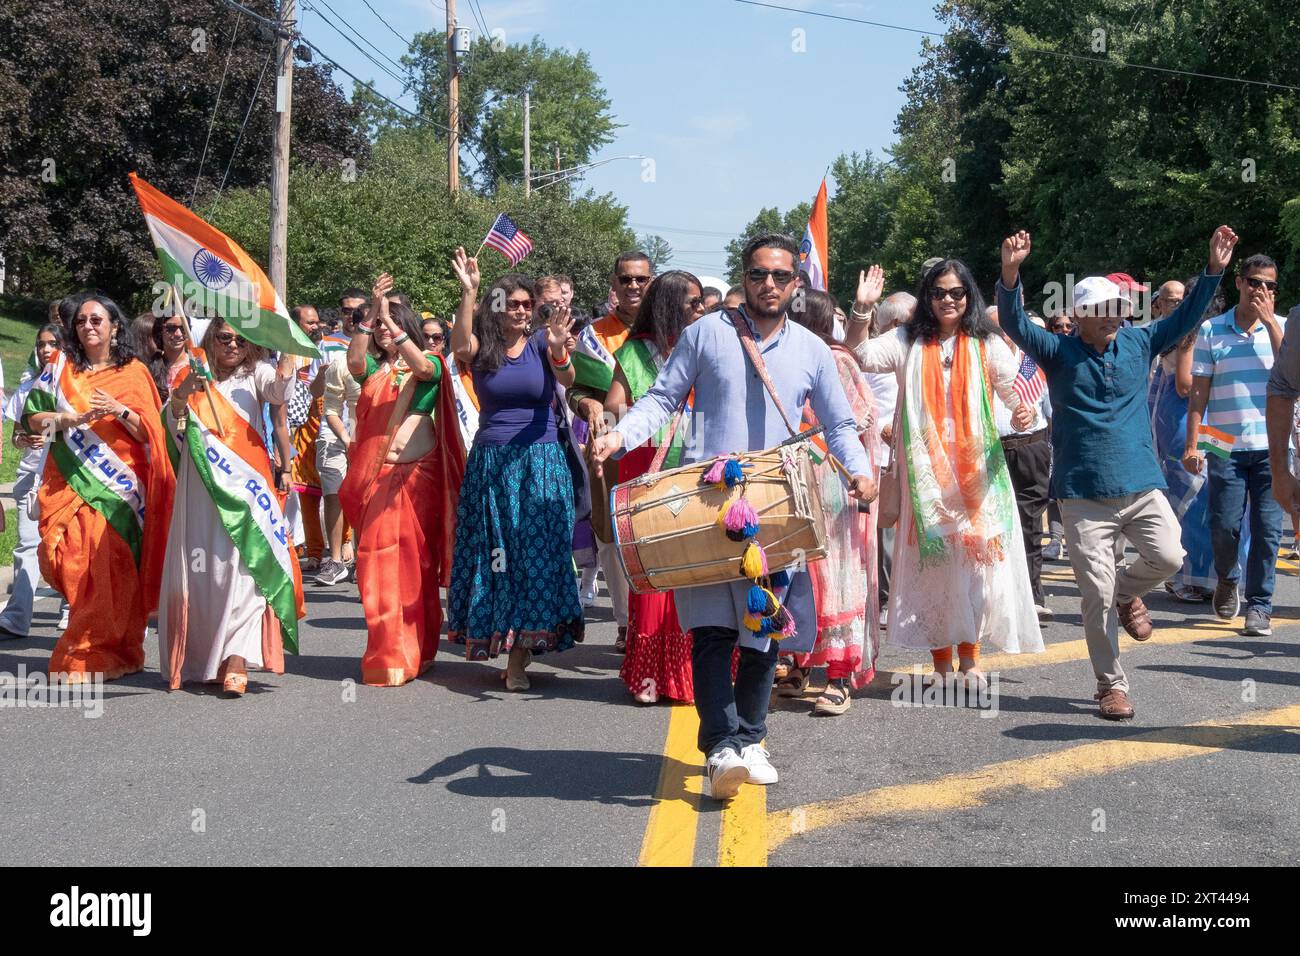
[613,308,872,651]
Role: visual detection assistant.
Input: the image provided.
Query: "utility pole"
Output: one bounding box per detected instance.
[447,0,459,194]
[523,90,531,197]
[269,0,295,300]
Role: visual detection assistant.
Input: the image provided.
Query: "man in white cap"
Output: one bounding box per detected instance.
[997,225,1238,720]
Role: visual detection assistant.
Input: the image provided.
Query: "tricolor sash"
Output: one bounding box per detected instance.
[165,364,306,652]
[443,352,480,448]
[572,313,633,395]
[615,336,692,470]
[23,352,149,561]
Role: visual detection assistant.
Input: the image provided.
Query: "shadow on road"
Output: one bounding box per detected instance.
[406,746,680,807]
[1002,720,1300,753]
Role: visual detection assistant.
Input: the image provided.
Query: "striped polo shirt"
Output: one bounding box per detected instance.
[1192,306,1286,452]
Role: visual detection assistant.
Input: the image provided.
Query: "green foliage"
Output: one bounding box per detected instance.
[22,257,73,303]
[208,128,636,317]
[723,204,813,283]
[403,32,621,190]
[640,234,674,272]
[730,0,1300,307]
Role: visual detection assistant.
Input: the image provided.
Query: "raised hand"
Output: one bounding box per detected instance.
[1208,225,1238,275]
[451,247,481,295]
[1002,231,1032,270]
[546,305,575,356]
[854,265,885,313]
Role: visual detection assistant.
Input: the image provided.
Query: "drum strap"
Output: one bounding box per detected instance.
[725,308,855,483]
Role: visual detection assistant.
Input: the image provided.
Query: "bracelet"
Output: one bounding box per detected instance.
[549,350,571,369]
[849,305,875,323]
[357,324,373,335]
[393,332,410,347]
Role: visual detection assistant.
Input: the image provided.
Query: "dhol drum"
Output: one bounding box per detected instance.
[611,433,828,594]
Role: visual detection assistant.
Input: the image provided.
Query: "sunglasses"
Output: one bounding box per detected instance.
[162,324,187,336]
[746,268,797,286]
[214,333,248,347]
[427,333,445,343]
[505,299,534,311]
[617,275,651,286]
[929,287,968,302]
[1243,276,1278,292]
[687,296,706,310]
[74,315,108,328]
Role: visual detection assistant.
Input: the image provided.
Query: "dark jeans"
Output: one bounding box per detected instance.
[877,525,895,608]
[1208,449,1283,614]
[1003,435,1052,605]
[691,625,778,758]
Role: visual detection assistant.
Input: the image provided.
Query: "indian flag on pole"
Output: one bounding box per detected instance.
[129,172,319,359]
[1198,424,1235,459]
[799,178,829,292]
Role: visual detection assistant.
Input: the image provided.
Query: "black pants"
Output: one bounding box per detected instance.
[877,525,895,609]
[691,626,779,758]
[1002,436,1051,606]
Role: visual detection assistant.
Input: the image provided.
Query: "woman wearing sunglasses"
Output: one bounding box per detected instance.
[339,274,467,687]
[845,260,1044,687]
[447,248,583,691]
[603,270,708,705]
[157,317,299,695]
[22,293,176,682]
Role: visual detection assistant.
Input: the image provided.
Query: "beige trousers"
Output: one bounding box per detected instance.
[1058,490,1184,693]
[596,534,630,628]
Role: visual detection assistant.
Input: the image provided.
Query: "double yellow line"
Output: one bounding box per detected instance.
[637,614,1269,867]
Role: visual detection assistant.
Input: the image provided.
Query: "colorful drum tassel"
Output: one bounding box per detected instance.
[701,456,728,487]
[721,497,759,541]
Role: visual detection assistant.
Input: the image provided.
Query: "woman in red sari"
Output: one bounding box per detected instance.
[340,273,466,687]
[23,293,174,681]
[604,271,708,704]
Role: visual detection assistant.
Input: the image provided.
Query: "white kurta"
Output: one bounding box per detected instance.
[856,329,1044,653]
[158,364,292,684]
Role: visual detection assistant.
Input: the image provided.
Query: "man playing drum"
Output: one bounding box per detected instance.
[591,233,876,801]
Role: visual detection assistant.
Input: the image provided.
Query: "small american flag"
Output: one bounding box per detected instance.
[1013,352,1046,407]
[482,213,534,265]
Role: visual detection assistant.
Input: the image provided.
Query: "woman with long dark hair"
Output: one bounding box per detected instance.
[603,270,707,703]
[22,292,175,681]
[784,288,882,714]
[844,260,1043,685]
[340,273,467,687]
[159,318,301,695]
[448,247,582,691]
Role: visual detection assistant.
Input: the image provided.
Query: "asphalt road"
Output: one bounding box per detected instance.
[1,548,1297,867]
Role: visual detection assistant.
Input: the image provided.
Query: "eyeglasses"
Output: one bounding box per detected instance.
[505,298,533,311]
[214,333,248,347]
[1244,276,1279,292]
[929,287,968,302]
[427,333,445,343]
[162,324,187,336]
[746,268,797,286]
[687,296,706,310]
[74,315,107,328]
[617,275,651,286]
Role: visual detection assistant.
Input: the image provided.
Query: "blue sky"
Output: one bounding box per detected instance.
[299,0,945,281]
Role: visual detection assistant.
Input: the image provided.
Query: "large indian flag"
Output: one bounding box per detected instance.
[129,172,319,359]
[799,178,829,292]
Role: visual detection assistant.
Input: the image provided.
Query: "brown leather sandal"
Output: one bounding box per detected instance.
[1118,597,1153,641]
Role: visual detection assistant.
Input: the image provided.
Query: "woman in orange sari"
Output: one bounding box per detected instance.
[23,293,175,681]
[340,273,466,687]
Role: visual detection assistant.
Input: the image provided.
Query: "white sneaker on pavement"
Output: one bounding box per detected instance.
[740,743,778,785]
[706,748,749,800]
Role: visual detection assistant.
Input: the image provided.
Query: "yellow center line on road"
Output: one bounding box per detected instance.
[766,701,1300,856]
[637,702,704,866]
[718,755,768,866]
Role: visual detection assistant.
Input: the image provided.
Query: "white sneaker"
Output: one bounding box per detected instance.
[58,605,70,630]
[740,743,779,785]
[706,748,749,800]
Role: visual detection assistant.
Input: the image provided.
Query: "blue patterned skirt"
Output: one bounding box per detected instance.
[448,440,584,659]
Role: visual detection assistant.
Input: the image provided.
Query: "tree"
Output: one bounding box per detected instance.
[640,234,673,272]
[724,204,811,283]
[0,0,369,299]
[403,32,621,190]
[208,127,637,317]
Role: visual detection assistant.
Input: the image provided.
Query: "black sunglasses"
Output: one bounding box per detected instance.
[746,268,797,286]
[214,332,248,346]
[1243,276,1278,292]
[929,287,968,302]
[617,275,651,286]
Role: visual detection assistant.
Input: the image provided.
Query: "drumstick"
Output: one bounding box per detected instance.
[780,424,856,484]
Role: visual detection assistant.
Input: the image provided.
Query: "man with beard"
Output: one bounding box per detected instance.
[569,251,653,652]
[278,304,327,573]
[590,233,875,799]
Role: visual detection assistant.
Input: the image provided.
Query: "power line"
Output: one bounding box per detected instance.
[733,0,1300,93]
[302,0,407,86]
[361,0,414,49]
[209,39,278,214]
[192,10,243,205]
[630,222,744,238]
[312,0,409,75]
